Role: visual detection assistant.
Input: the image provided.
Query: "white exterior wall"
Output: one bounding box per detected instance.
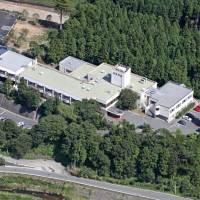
[122,68,131,87]
[111,67,131,88]
[59,63,68,73]
[149,91,194,122]
[168,91,194,122]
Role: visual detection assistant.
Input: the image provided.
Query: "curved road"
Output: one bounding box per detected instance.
[0,166,190,200]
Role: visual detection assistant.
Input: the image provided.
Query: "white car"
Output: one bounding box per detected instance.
[17,121,24,127]
[182,115,192,122]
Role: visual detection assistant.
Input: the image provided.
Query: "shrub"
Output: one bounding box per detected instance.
[0,158,5,166]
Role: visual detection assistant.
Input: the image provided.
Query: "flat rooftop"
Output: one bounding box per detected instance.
[0,11,16,40]
[59,56,93,72]
[21,64,121,105]
[88,63,157,94]
[69,63,96,80]
[130,73,157,94]
[148,81,193,108]
[0,50,34,74]
[21,56,157,105]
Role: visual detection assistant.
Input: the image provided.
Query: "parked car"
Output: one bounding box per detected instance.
[182,115,192,121]
[178,120,186,126]
[17,121,24,127]
[194,105,200,112]
[186,113,195,120]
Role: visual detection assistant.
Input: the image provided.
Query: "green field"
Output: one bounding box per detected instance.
[0,192,41,200]
[0,175,74,200]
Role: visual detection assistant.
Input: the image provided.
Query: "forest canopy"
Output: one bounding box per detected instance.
[46,0,200,97]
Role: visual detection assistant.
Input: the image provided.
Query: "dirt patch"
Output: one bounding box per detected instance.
[6,20,47,52]
[0,0,68,23]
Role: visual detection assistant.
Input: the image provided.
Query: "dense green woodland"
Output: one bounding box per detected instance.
[46,0,200,97]
[0,98,200,199]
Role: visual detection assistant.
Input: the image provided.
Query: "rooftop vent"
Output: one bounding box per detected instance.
[150,89,156,94]
[82,86,85,89]
[87,88,91,91]
[39,71,44,75]
[107,90,111,94]
[91,82,95,85]
[101,70,105,73]
[141,77,147,84]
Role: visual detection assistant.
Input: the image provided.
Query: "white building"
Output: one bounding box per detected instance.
[111,64,131,88]
[0,50,194,122]
[0,47,37,81]
[59,56,94,74]
[145,81,194,122]
[20,56,157,109]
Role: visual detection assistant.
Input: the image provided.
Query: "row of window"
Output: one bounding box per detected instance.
[170,94,193,113]
[27,80,77,103]
[113,72,122,77]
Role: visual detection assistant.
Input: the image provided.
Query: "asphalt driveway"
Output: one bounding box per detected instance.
[0,107,37,129]
[122,110,200,135]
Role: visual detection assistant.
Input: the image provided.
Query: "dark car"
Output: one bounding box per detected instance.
[186,113,195,120]
[178,120,186,126]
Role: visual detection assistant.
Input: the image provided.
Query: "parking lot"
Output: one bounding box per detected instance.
[121,109,200,135]
[0,107,37,129]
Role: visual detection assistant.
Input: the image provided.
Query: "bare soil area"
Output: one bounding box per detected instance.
[6,20,47,52]
[0,0,68,23]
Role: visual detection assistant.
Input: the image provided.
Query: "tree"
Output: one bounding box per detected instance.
[15,79,41,110]
[46,14,52,21]
[28,41,44,59]
[56,102,77,122]
[11,133,32,159]
[54,0,72,29]
[32,13,40,25]
[20,9,29,21]
[117,89,139,110]
[31,114,67,147]
[74,99,106,129]
[1,78,12,96]
[40,98,59,116]
[0,158,5,166]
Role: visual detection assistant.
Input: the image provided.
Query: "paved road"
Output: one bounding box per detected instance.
[0,166,190,200]
[0,107,37,128]
[122,110,200,135]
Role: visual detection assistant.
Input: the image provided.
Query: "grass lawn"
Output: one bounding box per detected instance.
[0,192,42,200]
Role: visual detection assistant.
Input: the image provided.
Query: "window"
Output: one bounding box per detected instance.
[182,99,186,104]
[176,103,181,109]
[170,108,175,113]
